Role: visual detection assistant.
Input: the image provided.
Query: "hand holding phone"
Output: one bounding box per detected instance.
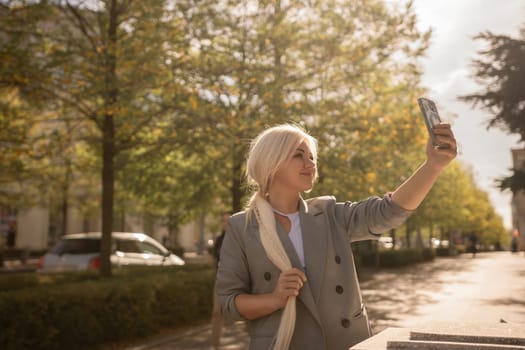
[417,97,446,148]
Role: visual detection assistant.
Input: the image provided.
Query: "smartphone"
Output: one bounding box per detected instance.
[417,97,443,147]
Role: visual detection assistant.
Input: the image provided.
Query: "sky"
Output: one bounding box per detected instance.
[407,0,525,230]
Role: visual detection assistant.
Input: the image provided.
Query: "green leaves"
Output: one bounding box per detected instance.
[0,0,506,252]
[461,23,525,196]
[461,29,525,139]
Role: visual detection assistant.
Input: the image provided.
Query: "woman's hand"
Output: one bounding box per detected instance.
[272,267,307,309]
[234,267,307,320]
[426,123,458,171]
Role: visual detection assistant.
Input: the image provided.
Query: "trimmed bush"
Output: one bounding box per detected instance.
[359,248,435,268]
[435,247,451,256]
[0,265,215,350]
[0,270,105,292]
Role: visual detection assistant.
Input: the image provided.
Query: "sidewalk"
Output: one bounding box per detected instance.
[127,251,525,349]
[125,321,249,350]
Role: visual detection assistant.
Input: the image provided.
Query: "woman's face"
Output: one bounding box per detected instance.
[273,141,316,193]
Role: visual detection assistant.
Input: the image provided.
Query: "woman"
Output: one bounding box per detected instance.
[216,123,457,350]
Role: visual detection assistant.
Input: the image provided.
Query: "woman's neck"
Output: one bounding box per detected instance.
[267,188,300,214]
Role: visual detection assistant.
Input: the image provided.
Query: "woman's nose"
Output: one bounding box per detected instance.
[304,157,315,168]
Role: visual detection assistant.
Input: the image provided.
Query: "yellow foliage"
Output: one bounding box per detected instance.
[190,97,198,110]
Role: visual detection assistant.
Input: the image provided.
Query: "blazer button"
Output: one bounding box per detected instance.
[264,272,272,281]
[336,285,344,294]
[341,318,350,328]
[335,255,341,264]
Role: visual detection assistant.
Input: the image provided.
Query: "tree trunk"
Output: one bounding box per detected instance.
[61,163,70,236]
[61,118,73,237]
[197,211,206,255]
[389,228,396,249]
[119,211,125,232]
[100,0,118,278]
[405,223,411,248]
[415,227,423,248]
[439,226,445,246]
[428,222,433,248]
[100,116,115,278]
[270,0,284,120]
[231,149,243,213]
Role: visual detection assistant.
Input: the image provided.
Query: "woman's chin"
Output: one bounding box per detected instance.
[301,183,314,192]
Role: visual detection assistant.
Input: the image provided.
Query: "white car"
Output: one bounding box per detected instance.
[38,232,185,272]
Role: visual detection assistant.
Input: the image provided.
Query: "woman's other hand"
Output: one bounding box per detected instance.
[272,267,307,309]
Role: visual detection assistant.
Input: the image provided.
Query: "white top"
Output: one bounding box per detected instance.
[273,209,305,267]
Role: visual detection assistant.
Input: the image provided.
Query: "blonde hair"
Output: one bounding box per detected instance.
[245,124,317,349]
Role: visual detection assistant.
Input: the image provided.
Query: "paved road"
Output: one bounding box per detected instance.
[361,251,525,333]
[127,251,525,349]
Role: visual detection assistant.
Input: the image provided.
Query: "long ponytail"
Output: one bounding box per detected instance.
[250,192,295,350]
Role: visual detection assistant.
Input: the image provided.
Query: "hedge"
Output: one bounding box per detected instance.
[0,265,215,350]
[359,247,435,268]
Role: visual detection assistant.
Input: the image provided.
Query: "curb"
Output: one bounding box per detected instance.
[125,325,211,350]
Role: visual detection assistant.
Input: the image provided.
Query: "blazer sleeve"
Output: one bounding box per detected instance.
[332,192,414,242]
[215,214,250,322]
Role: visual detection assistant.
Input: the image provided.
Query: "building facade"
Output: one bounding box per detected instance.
[0,204,210,255]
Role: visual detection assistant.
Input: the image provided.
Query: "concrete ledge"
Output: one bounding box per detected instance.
[351,322,525,350]
[351,328,410,350]
[387,340,525,350]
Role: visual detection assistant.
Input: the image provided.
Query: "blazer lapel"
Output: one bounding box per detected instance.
[299,199,328,305]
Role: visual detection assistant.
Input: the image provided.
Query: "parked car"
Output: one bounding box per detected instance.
[378,236,394,249]
[38,232,185,272]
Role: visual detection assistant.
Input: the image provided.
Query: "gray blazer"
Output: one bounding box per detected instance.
[216,194,412,350]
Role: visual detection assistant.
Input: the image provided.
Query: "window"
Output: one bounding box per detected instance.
[116,239,142,253]
[50,239,100,254]
[136,241,164,255]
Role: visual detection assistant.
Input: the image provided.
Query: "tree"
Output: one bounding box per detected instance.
[186,0,431,212]
[0,88,31,207]
[461,25,525,193]
[6,0,501,269]
[1,0,197,277]
[0,2,49,208]
[414,161,507,249]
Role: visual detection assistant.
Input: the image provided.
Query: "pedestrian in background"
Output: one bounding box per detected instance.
[210,211,232,350]
[216,122,457,349]
[511,236,518,253]
[469,233,478,258]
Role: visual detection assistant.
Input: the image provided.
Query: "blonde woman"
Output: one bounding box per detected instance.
[216,123,457,350]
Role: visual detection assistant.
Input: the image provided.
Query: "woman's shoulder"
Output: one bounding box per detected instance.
[227,210,253,231]
[304,195,337,214]
[229,210,247,222]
